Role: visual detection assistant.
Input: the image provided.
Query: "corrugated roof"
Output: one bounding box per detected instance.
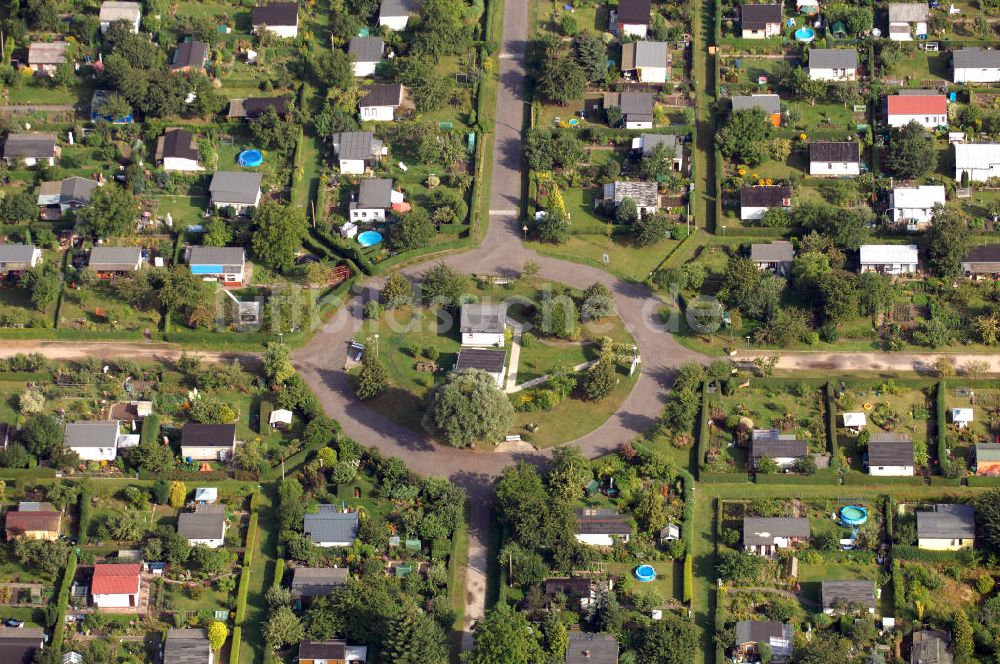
[334,131,381,161]
[542,578,594,596]
[171,41,207,69]
[953,47,1000,70]
[243,97,288,119]
[181,423,236,447]
[964,245,1000,264]
[888,2,929,22]
[917,504,975,539]
[5,510,61,535]
[91,563,141,595]
[740,185,791,207]
[575,509,633,536]
[892,185,946,208]
[859,244,918,264]
[379,0,419,18]
[741,3,782,28]
[976,443,1000,462]
[731,94,780,115]
[821,580,875,610]
[28,41,69,65]
[742,517,810,545]
[304,508,359,545]
[809,48,858,70]
[460,303,507,334]
[359,83,403,108]
[639,133,678,157]
[0,244,39,264]
[751,241,794,263]
[64,421,119,448]
[566,632,619,664]
[177,508,226,540]
[355,178,393,208]
[348,37,384,63]
[290,567,349,597]
[735,621,792,651]
[867,439,914,467]
[622,41,668,69]
[164,629,211,664]
[606,181,658,207]
[298,641,347,660]
[251,2,298,26]
[99,1,141,22]
[455,349,506,374]
[3,133,57,159]
[910,630,952,664]
[159,129,200,161]
[751,438,807,459]
[810,141,860,163]
[189,246,245,267]
[955,143,1000,170]
[209,171,263,205]
[88,247,142,270]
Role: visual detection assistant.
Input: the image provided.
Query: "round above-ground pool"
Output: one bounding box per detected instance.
[794,27,816,42]
[238,149,264,167]
[357,230,383,248]
[634,565,656,582]
[840,505,868,526]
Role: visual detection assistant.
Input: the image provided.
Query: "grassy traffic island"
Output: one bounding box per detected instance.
[349,263,639,448]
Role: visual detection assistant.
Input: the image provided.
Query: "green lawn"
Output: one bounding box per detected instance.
[153,195,210,232]
[516,312,634,382]
[888,51,950,83]
[511,368,639,447]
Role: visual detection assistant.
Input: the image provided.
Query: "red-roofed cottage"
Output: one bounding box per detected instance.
[91,563,141,609]
[886,94,948,129]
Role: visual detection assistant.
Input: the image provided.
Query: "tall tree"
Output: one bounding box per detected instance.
[884,121,937,179]
[252,200,308,272]
[924,207,972,278]
[355,354,389,400]
[715,109,772,166]
[391,208,435,252]
[639,611,698,664]
[380,272,412,309]
[412,0,468,58]
[20,264,61,312]
[79,184,139,238]
[465,604,544,664]
[428,370,514,447]
[537,50,587,105]
[571,31,607,82]
[383,607,449,664]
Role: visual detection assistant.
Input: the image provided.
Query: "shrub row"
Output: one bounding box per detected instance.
[842,473,925,486]
[884,495,895,540]
[77,483,92,545]
[825,382,839,469]
[696,381,711,477]
[51,550,78,653]
[679,469,695,606]
[699,472,748,484]
[892,544,971,563]
[936,381,948,475]
[230,499,260,664]
[755,471,840,485]
[967,476,1000,487]
[891,559,905,618]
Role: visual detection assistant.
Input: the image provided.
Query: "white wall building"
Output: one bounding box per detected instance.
[889,185,946,228]
[953,47,1000,83]
[63,421,120,461]
[955,143,1000,182]
[886,94,948,129]
[460,303,507,347]
[859,244,919,275]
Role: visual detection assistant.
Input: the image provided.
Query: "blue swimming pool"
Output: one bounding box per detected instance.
[840,505,868,526]
[634,565,656,582]
[794,27,816,42]
[358,230,383,247]
[238,149,264,167]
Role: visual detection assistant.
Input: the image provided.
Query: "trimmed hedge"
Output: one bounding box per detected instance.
[936,381,948,474]
[0,468,57,479]
[842,473,925,486]
[755,471,840,485]
[885,495,894,540]
[696,381,711,477]
[891,559,905,618]
[682,555,693,604]
[679,469,695,606]
[893,544,972,563]
[967,476,1000,487]
[78,483,92,545]
[272,558,286,589]
[825,382,839,469]
[229,627,242,664]
[699,472,748,484]
[139,414,161,445]
[51,550,77,653]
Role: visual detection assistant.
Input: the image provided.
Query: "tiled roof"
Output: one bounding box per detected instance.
[91,563,140,595]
